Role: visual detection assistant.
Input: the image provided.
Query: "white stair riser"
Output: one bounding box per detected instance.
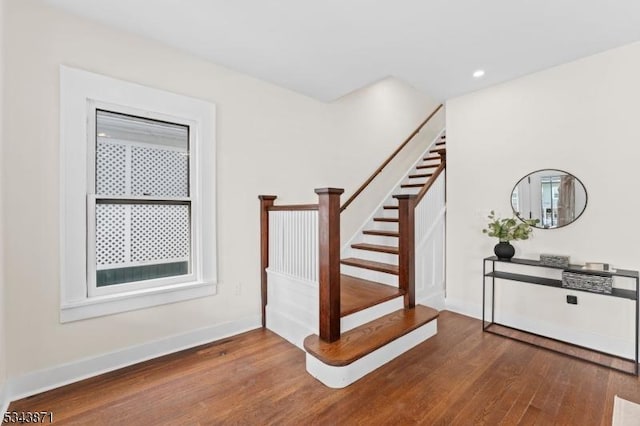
[381,209,399,219]
[341,297,404,332]
[398,187,421,195]
[305,320,438,388]
[349,248,398,265]
[406,177,429,184]
[421,159,441,165]
[370,221,399,232]
[361,234,399,246]
[418,165,439,171]
[340,264,398,287]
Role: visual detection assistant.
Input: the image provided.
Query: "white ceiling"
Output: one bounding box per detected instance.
[44,0,640,101]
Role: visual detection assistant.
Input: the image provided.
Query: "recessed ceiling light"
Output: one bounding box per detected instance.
[473,70,485,78]
[97,132,108,137]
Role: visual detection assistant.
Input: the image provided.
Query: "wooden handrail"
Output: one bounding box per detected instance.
[267,204,319,211]
[340,104,443,213]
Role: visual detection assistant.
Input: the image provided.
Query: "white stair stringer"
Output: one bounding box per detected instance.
[305,319,437,388]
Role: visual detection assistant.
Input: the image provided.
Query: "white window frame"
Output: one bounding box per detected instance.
[60,66,217,322]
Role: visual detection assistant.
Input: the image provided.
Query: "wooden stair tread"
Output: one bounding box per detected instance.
[351,243,399,254]
[401,183,424,188]
[423,156,440,161]
[408,173,433,178]
[383,205,398,210]
[362,230,399,237]
[417,164,438,169]
[430,148,446,154]
[341,258,399,275]
[340,274,403,317]
[373,217,398,223]
[304,305,439,366]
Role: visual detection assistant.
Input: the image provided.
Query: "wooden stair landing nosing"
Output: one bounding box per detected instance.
[362,229,399,237]
[341,257,399,275]
[408,173,433,179]
[383,205,398,210]
[373,217,398,223]
[304,305,439,366]
[350,243,399,254]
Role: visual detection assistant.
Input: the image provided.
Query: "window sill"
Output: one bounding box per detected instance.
[60,281,217,323]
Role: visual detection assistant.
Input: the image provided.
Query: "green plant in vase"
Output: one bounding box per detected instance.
[482,210,539,260]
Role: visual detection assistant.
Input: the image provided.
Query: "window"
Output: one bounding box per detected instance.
[91,109,193,294]
[540,175,561,228]
[60,66,216,322]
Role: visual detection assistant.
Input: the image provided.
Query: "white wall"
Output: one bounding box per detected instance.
[0,0,8,403]
[446,42,640,353]
[335,83,444,242]
[2,0,438,381]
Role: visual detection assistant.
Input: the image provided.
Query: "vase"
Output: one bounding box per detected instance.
[494,241,515,260]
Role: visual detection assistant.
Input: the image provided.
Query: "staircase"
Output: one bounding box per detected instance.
[259,105,446,388]
[304,134,445,387]
[340,136,446,292]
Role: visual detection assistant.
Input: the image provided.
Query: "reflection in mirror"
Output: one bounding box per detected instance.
[511,169,587,229]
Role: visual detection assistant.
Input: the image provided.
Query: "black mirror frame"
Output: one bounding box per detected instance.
[511,168,588,230]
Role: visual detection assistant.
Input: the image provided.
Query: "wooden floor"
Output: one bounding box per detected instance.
[7,311,640,425]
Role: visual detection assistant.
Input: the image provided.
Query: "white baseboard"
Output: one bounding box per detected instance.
[6,315,261,402]
[418,289,446,311]
[444,296,482,320]
[306,320,437,388]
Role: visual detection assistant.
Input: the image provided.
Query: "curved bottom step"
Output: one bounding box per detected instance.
[304,305,438,388]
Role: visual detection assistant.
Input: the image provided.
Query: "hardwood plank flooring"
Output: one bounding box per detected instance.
[6,311,640,425]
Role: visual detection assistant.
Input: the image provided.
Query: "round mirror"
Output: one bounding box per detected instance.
[511,169,587,229]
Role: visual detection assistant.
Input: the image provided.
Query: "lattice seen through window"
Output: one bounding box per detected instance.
[94,110,191,287]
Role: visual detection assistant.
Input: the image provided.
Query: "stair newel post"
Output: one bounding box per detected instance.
[394,194,416,308]
[315,188,344,343]
[258,195,277,328]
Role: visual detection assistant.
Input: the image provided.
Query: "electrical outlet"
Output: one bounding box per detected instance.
[566,295,578,305]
